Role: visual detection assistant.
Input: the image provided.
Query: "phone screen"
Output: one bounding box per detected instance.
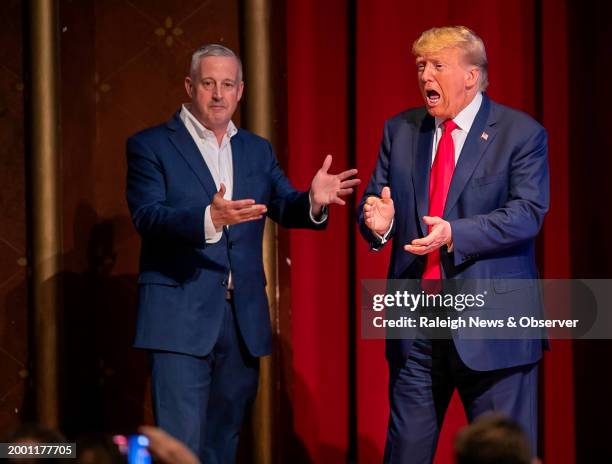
[113,434,152,464]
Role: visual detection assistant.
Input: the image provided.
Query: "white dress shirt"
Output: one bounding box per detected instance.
[180,104,236,244]
[431,91,483,165]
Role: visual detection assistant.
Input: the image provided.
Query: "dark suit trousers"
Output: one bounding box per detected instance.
[150,300,259,464]
[384,337,538,464]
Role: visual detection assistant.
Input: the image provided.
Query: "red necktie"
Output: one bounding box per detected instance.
[422,119,458,282]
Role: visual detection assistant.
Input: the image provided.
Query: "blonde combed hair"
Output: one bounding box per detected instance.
[412,26,488,90]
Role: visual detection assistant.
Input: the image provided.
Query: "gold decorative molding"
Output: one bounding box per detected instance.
[27,0,62,428]
[242,1,275,462]
[154,17,183,47]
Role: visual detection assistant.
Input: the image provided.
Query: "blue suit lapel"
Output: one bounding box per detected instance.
[166,112,218,201]
[413,114,435,237]
[444,94,497,217]
[230,130,248,201]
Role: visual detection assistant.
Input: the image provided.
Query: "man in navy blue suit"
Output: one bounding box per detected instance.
[358,27,549,463]
[126,44,359,463]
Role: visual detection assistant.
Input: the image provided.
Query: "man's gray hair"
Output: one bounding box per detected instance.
[190,44,243,82]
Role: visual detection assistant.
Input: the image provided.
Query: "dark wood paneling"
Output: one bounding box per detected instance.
[0,0,29,439]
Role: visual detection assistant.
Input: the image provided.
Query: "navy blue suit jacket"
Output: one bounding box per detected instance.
[358,95,549,371]
[127,112,325,358]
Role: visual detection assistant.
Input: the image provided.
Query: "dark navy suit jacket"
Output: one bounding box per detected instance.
[126,112,325,358]
[358,95,549,371]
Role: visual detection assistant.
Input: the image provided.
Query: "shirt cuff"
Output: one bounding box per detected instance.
[308,193,328,224]
[373,219,394,244]
[204,205,223,243]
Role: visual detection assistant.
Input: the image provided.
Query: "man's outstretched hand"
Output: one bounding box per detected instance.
[210,183,267,230]
[404,216,452,255]
[363,186,395,236]
[310,154,361,217]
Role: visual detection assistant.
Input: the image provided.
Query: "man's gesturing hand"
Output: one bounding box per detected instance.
[210,183,267,230]
[363,186,395,236]
[404,216,452,255]
[310,154,361,216]
[139,426,200,464]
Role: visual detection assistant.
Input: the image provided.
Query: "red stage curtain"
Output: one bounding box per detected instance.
[286,0,350,461]
[541,0,575,463]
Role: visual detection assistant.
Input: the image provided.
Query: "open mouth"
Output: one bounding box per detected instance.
[426,90,440,105]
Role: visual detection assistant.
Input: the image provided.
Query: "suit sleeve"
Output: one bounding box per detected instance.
[450,126,550,265]
[357,121,397,250]
[126,135,207,248]
[264,140,327,230]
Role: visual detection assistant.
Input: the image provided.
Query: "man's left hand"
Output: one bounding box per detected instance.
[404,216,452,255]
[310,154,361,216]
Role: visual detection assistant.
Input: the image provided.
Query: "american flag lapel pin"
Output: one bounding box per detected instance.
[481,132,489,141]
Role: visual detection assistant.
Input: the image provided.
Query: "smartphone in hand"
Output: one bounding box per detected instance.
[113,434,151,464]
